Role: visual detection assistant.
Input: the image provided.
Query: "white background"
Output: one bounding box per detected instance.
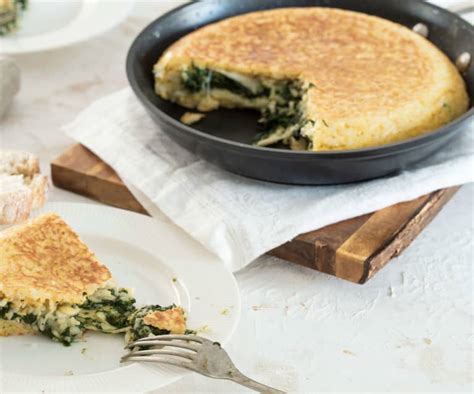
[1,1,473,392]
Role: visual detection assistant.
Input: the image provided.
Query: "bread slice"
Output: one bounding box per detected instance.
[0,150,48,224]
[28,173,48,209]
[0,150,40,176]
[0,174,32,224]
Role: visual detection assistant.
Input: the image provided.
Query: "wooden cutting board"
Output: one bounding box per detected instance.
[51,144,459,284]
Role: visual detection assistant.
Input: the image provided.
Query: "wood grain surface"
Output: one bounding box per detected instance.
[52,144,459,284]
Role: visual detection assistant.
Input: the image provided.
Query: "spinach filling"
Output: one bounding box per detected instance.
[0,286,137,346]
[76,287,136,332]
[0,301,84,346]
[0,287,192,346]
[0,0,28,36]
[255,81,314,149]
[180,66,313,149]
[126,305,174,342]
[182,66,267,98]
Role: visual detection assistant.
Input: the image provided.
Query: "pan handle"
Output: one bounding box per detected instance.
[445,0,474,14]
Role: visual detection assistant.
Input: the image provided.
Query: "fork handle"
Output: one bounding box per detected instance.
[228,370,286,393]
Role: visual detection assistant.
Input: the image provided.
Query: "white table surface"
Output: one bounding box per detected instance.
[1,1,473,393]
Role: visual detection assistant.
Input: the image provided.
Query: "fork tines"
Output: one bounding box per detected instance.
[121,334,205,365]
[125,334,204,349]
[128,334,204,347]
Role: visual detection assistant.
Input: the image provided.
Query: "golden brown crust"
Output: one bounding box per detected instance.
[155,7,469,150]
[0,151,48,224]
[0,320,37,337]
[0,213,111,305]
[143,307,186,335]
[29,174,48,210]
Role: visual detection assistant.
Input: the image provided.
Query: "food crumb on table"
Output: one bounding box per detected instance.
[342,350,356,356]
[389,286,396,297]
[219,308,229,315]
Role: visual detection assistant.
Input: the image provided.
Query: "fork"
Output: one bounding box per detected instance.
[122,334,285,393]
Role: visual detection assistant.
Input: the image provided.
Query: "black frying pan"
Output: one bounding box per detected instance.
[126,0,473,185]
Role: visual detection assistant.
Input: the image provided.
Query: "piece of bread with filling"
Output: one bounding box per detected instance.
[0,213,114,344]
[0,150,48,224]
[0,213,192,345]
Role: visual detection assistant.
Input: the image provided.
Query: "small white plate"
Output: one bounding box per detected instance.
[0,0,133,54]
[0,202,241,392]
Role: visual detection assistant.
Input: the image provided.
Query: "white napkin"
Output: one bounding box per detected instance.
[0,57,20,119]
[65,88,474,271]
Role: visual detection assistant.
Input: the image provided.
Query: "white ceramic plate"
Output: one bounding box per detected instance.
[0,202,241,392]
[0,0,133,54]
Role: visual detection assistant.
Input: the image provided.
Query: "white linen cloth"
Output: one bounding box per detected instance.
[0,57,20,119]
[65,88,474,271]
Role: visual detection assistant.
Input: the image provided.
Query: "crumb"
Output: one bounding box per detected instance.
[65,370,74,376]
[342,349,356,356]
[219,308,229,316]
[389,286,396,297]
[196,325,211,334]
[423,338,432,345]
[180,112,206,125]
[172,277,177,283]
[251,304,279,311]
[81,347,87,355]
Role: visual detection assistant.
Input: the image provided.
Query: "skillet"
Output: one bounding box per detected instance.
[126,0,473,185]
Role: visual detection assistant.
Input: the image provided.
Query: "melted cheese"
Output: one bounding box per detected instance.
[214,69,262,94]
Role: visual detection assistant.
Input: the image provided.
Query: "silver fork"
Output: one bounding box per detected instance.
[122,334,285,393]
